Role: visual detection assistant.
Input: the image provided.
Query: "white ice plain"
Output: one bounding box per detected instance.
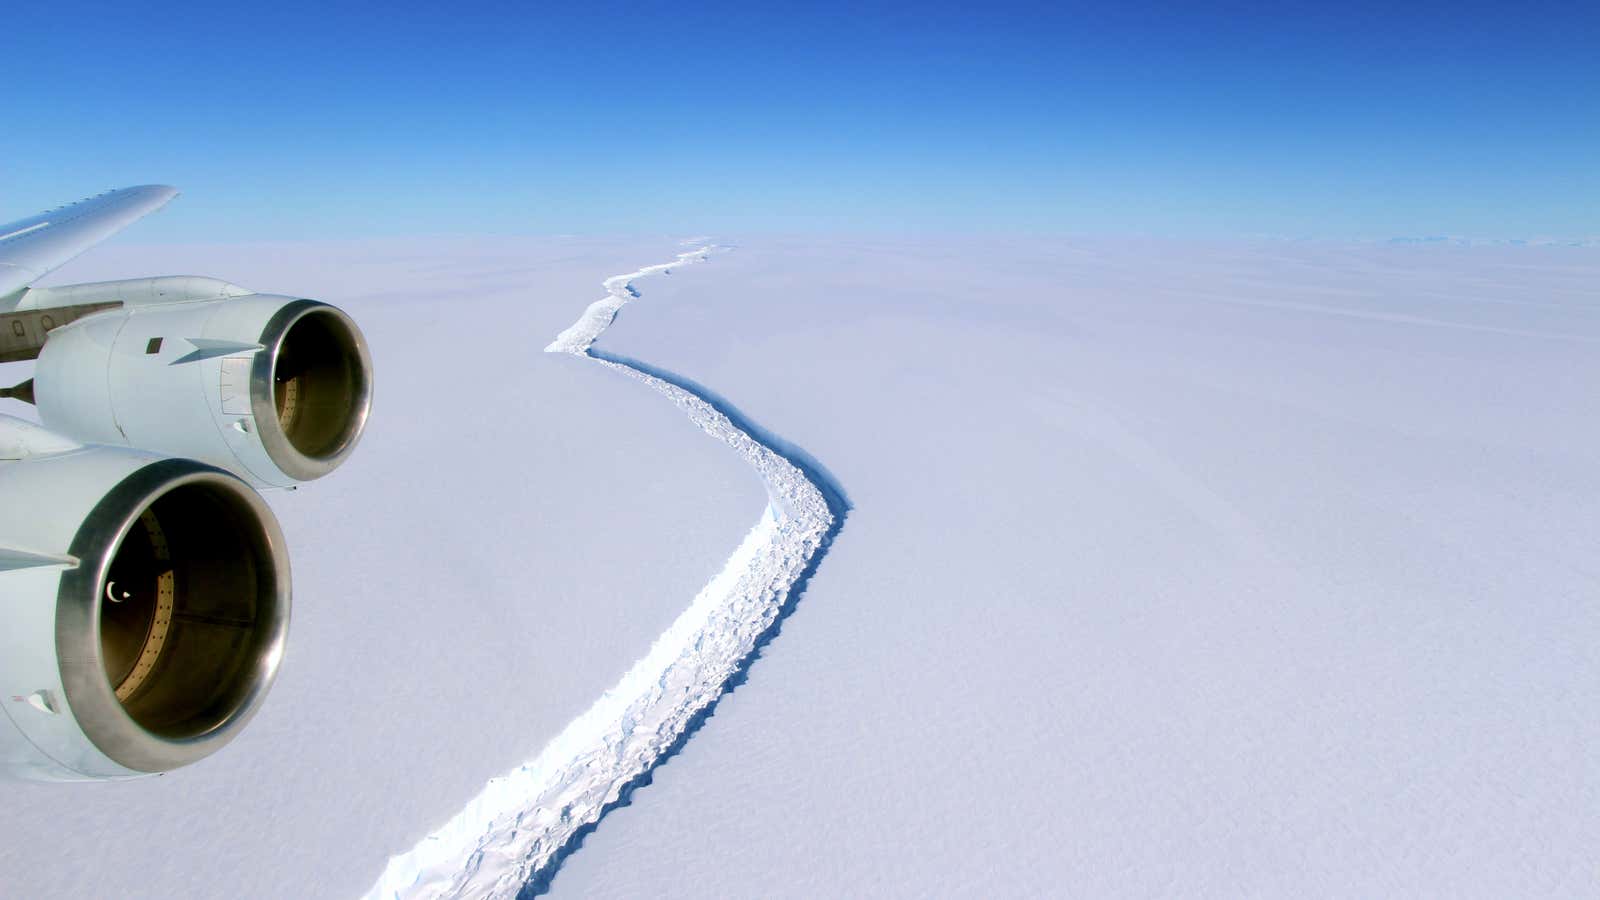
[0,235,1597,897]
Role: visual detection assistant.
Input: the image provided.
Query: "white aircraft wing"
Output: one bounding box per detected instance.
[0,185,178,305]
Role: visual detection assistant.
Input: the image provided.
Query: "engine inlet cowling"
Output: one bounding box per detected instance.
[57,458,290,773]
[252,301,372,482]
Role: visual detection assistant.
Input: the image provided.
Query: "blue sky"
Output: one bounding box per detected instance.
[4,0,1594,240]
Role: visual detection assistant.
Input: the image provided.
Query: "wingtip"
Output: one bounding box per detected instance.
[127,184,180,202]
[65,185,179,213]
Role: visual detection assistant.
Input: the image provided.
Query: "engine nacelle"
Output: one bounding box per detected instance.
[34,289,372,488]
[0,444,290,780]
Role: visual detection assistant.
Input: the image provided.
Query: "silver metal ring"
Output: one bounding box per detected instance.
[250,300,373,482]
[55,459,291,773]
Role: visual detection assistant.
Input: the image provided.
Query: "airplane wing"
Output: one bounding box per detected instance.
[0,185,178,306]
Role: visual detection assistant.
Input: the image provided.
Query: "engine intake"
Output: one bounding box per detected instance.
[0,449,290,779]
[59,459,289,770]
[253,301,371,481]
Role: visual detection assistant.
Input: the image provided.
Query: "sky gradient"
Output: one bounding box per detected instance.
[4,0,1595,240]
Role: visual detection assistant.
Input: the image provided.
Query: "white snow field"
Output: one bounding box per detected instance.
[0,234,1597,898]
[544,237,1600,898]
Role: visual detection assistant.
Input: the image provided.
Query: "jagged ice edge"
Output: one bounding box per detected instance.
[362,247,833,898]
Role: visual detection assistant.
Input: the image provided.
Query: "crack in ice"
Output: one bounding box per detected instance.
[363,247,839,898]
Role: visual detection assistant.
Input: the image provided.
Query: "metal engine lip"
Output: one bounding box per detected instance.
[250,299,373,482]
[55,458,291,773]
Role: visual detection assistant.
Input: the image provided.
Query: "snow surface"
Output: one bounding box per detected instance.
[0,235,1597,897]
[545,237,1600,897]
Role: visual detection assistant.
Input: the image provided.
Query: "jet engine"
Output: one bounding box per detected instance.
[0,186,365,782]
[29,278,373,488]
[0,440,290,781]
